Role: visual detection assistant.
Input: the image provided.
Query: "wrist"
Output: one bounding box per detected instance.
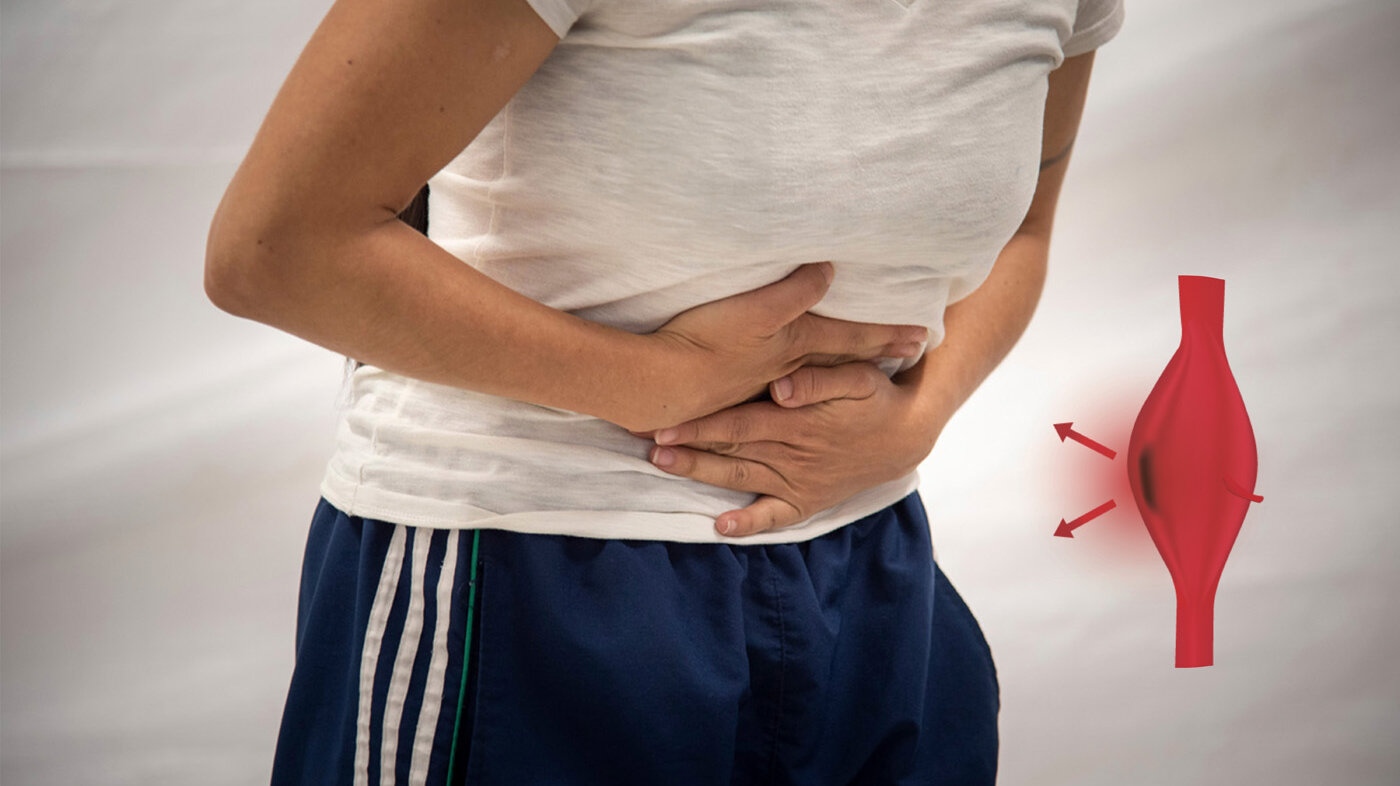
[612,330,703,432]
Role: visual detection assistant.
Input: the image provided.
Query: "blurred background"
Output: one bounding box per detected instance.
[2,0,1396,783]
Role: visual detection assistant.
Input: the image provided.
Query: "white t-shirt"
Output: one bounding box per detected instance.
[319,0,1126,543]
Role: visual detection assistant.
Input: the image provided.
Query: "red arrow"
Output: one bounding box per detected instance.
[1055,499,1117,538]
[1054,422,1118,459]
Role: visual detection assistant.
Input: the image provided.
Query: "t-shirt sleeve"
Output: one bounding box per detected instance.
[1062,0,1126,58]
[521,0,594,39]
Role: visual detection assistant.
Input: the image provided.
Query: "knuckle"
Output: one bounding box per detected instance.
[780,318,810,359]
[771,507,802,532]
[790,448,821,472]
[791,367,818,402]
[727,414,754,443]
[729,461,751,487]
[743,510,773,536]
[858,364,885,394]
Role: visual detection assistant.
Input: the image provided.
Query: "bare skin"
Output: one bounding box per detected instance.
[637,51,1104,536]
[203,0,927,434]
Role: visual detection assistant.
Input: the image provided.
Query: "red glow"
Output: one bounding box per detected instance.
[1048,384,1155,565]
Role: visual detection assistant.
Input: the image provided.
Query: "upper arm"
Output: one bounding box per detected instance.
[1017,49,1098,240]
[206,0,563,278]
[1017,0,1125,239]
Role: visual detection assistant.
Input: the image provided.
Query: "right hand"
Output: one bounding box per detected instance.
[636,261,929,432]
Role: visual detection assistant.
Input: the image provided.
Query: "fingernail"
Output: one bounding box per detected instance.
[906,328,929,342]
[893,343,922,357]
[654,427,679,444]
[651,446,675,467]
[774,376,793,401]
[717,517,735,535]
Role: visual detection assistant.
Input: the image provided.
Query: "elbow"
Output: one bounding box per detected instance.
[204,250,257,318]
[204,187,383,319]
[203,189,265,317]
[203,207,295,319]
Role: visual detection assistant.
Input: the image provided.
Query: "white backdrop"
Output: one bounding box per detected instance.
[3,0,1397,783]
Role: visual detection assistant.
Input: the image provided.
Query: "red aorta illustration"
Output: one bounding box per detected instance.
[1126,276,1263,668]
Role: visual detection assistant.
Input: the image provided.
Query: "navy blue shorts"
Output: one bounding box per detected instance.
[270,490,999,785]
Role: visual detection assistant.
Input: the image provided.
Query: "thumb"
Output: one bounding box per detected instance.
[736,261,834,334]
[770,360,886,407]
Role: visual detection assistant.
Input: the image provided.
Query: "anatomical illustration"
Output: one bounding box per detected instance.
[1127,275,1263,667]
[1056,275,1264,668]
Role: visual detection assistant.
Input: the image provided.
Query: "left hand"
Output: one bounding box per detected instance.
[628,360,944,537]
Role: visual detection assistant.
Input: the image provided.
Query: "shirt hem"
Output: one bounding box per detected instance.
[318,465,922,545]
[1063,0,1126,58]
[520,0,577,39]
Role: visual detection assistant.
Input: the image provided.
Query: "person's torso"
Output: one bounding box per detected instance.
[321,0,1083,542]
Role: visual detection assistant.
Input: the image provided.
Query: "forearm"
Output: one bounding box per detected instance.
[896,229,1050,440]
[206,214,671,431]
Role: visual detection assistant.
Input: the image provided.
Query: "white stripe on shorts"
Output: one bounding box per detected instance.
[354,525,407,786]
[409,529,460,786]
[380,528,432,786]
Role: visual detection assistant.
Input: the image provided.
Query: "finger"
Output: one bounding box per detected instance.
[716,496,805,537]
[652,400,785,446]
[770,360,888,407]
[733,261,834,335]
[648,443,786,497]
[791,313,928,367]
